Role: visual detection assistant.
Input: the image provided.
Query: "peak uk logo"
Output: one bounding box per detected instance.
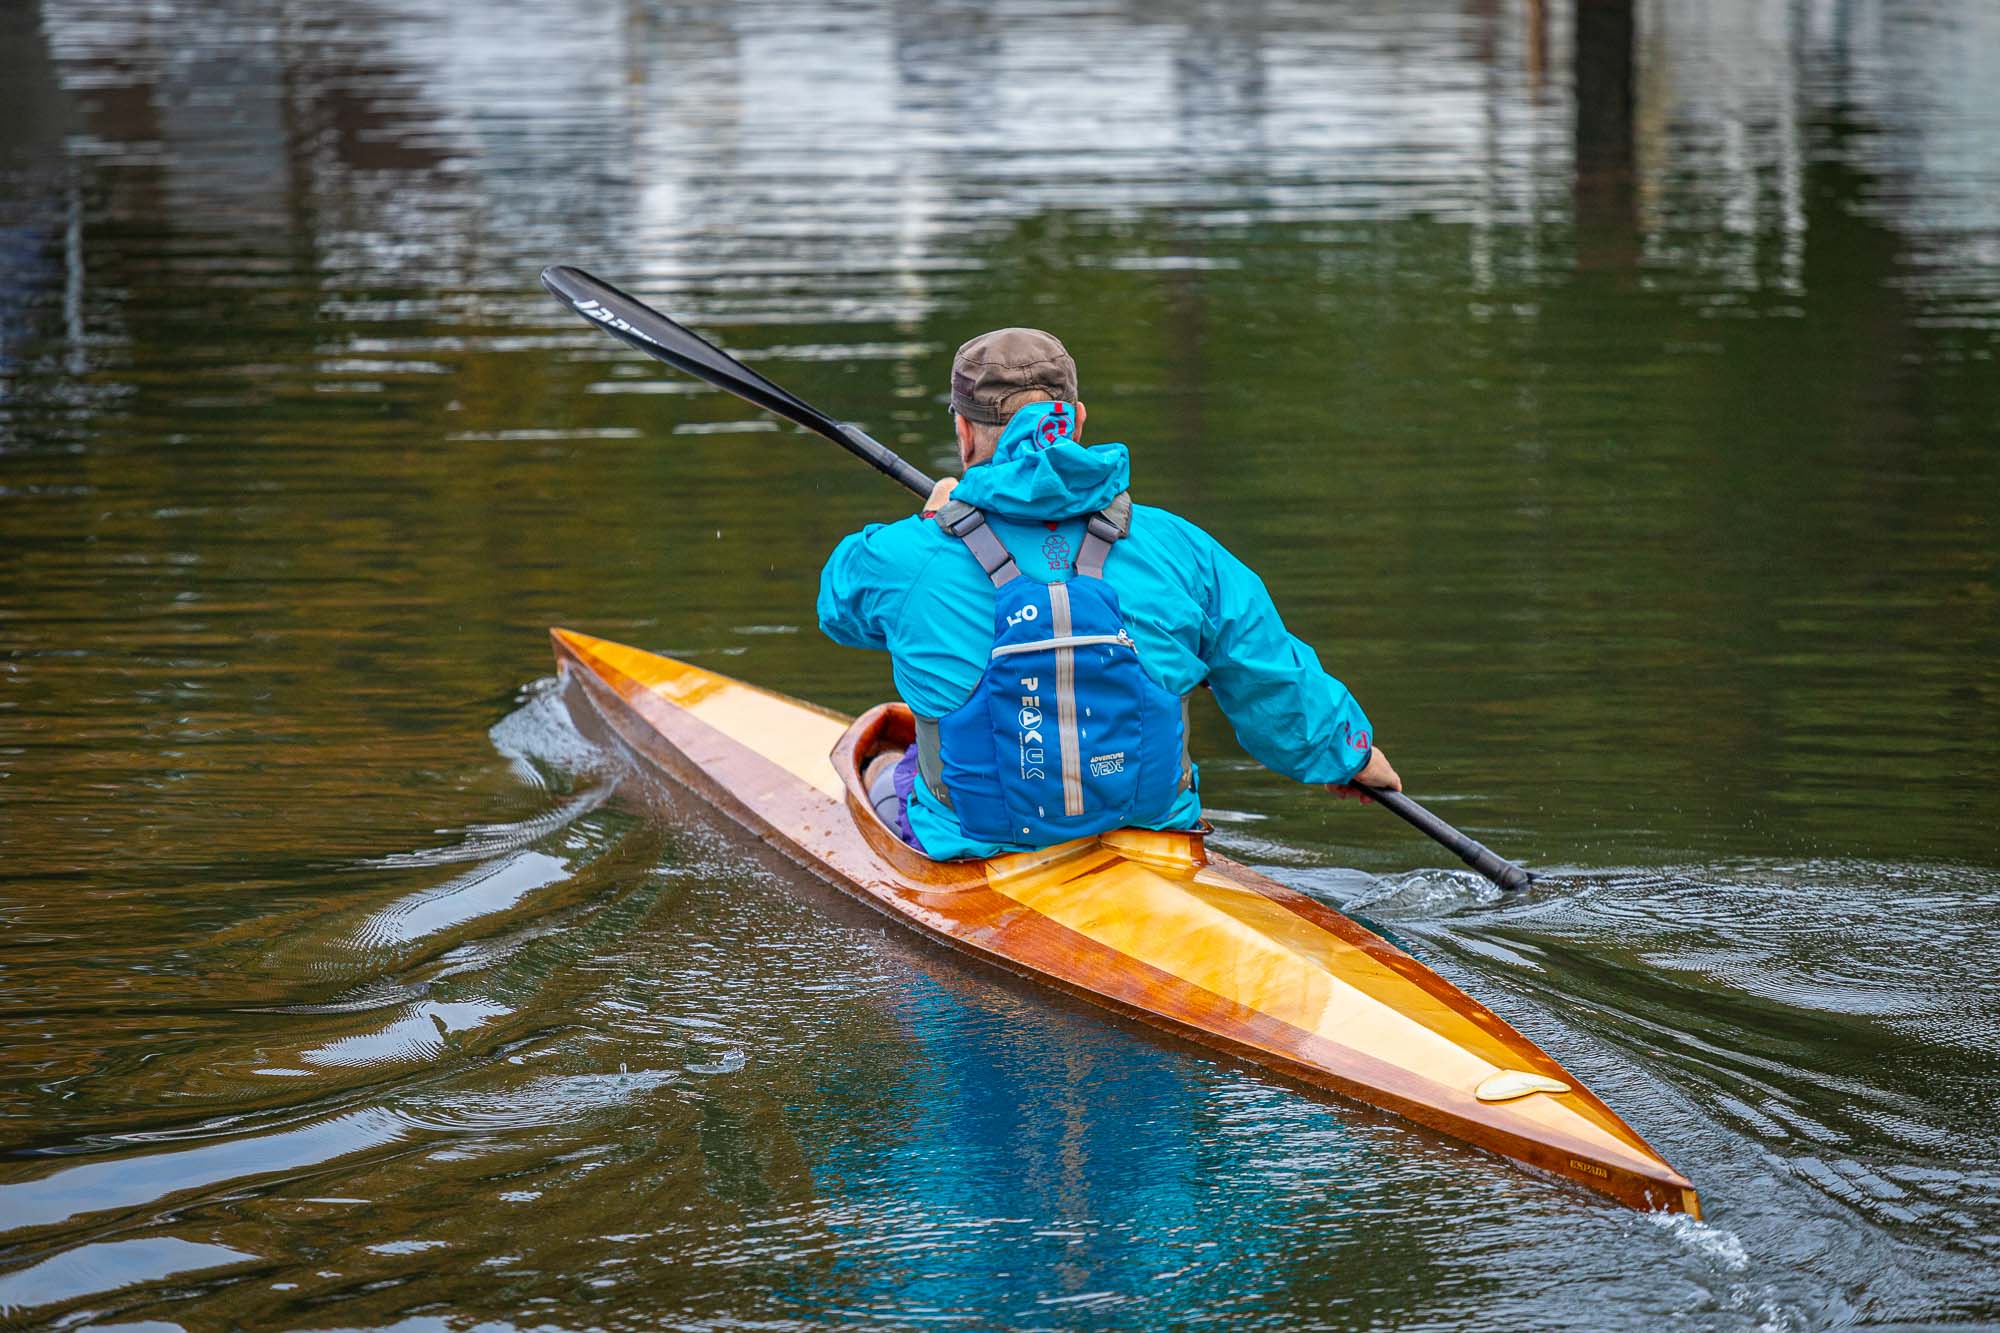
[1017,677,1046,781]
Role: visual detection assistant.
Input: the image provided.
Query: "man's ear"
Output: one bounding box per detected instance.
[953,412,976,470]
[1074,402,1087,441]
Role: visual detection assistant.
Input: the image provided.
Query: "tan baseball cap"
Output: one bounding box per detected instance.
[949,328,1078,426]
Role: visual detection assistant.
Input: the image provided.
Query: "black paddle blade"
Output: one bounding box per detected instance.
[538,264,934,497]
[540,265,830,430]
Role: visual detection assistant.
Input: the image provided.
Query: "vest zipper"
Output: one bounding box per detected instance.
[1050,584,1085,817]
[989,630,1134,659]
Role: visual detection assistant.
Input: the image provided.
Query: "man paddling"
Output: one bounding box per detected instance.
[818,328,1399,858]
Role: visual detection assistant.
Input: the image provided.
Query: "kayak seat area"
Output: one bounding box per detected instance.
[862,738,925,852]
[864,747,904,823]
[863,749,901,809]
[841,704,1211,876]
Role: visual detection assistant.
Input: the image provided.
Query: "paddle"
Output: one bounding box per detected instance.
[539,264,936,497]
[1359,787,1536,892]
[540,263,1536,893]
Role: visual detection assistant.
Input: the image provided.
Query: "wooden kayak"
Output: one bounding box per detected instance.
[551,627,1699,1216]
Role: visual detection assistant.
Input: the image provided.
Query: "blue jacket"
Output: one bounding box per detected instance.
[818,403,1375,859]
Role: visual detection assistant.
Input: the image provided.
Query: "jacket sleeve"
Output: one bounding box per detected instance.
[1195,534,1376,785]
[817,522,908,651]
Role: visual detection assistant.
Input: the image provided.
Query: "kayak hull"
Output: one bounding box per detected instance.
[551,627,1699,1216]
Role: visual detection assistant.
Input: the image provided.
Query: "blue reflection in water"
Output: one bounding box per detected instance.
[800,968,1340,1317]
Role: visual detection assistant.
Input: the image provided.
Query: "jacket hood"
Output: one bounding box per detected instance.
[950,400,1129,520]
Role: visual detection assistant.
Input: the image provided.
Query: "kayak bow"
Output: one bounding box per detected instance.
[551,627,1699,1216]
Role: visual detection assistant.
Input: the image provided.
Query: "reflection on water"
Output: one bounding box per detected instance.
[0,1237,256,1316]
[2,0,1998,1326]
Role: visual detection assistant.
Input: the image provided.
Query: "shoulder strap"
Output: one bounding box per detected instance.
[934,500,1020,586]
[1075,491,1132,579]
[913,715,952,808]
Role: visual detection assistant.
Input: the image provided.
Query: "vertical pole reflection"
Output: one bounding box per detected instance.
[65,185,86,377]
[1525,0,1549,97]
[1572,0,1637,263]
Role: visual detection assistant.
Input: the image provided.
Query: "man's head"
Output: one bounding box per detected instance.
[949,328,1085,471]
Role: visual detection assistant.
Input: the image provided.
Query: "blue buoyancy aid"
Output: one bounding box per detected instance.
[919,494,1190,844]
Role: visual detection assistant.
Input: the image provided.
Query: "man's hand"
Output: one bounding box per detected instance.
[923,476,958,514]
[1328,747,1401,803]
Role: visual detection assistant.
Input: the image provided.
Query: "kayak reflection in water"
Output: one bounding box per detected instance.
[818,328,1400,861]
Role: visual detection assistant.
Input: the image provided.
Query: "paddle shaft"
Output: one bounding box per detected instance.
[539,265,935,498]
[1360,786,1536,892]
[540,262,1535,889]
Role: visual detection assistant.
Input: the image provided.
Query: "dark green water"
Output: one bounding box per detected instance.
[3,1,1998,1327]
